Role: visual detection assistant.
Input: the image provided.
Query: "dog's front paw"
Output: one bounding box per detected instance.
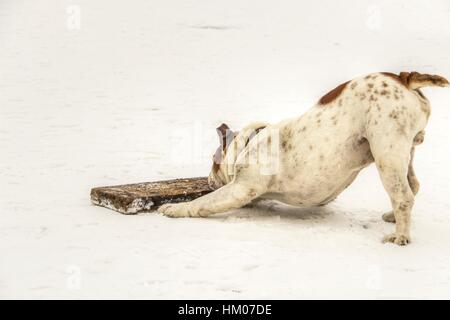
[383,233,411,246]
[157,203,191,218]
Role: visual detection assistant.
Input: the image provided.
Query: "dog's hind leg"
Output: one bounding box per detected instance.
[369,131,415,245]
[382,147,419,223]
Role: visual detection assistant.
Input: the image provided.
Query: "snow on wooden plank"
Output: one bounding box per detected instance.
[90,177,213,214]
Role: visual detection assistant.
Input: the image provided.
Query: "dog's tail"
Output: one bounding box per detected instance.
[397,71,450,90]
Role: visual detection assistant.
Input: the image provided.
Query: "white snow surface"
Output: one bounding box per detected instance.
[1,0,450,299]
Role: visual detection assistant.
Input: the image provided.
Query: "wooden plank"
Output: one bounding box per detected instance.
[90,177,213,214]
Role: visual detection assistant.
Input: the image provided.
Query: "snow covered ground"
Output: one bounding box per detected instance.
[1,0,450,299]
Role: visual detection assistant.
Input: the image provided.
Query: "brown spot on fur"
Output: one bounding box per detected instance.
[365,75,378,80]
[397,123,407,135]
[367,83,374,89]
[380,90,390,95]
[350,82,357,90]
[389,110,399,119]
[319,81,350,105]
[285,128,293,138]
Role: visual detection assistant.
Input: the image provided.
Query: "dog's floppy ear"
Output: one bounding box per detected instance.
[216,123,234,151]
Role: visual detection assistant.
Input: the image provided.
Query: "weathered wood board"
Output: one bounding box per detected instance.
[90,177,213,214]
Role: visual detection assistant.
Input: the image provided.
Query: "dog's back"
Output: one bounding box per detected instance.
[270,71,448,205]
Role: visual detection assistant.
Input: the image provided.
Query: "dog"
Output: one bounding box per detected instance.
[158,71,449,245]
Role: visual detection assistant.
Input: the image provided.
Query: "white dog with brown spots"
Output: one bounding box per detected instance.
[158,71,449,246]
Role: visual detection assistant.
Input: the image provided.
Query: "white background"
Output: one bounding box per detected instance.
[1,0,450,299]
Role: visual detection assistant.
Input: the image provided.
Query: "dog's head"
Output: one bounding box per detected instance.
[208,123,236,189]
